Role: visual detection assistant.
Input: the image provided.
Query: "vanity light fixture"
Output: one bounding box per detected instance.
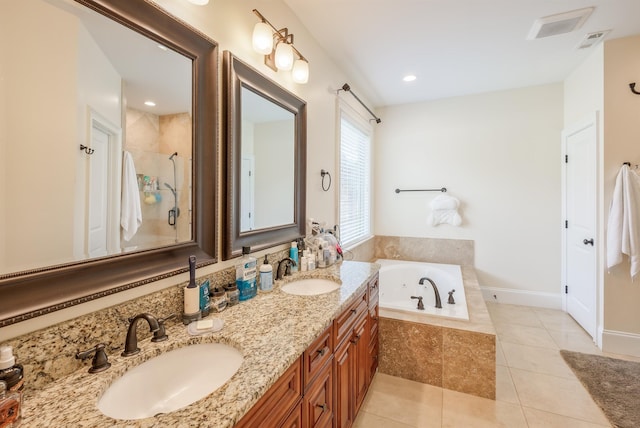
[144,101,156,107]
[403,74,417,82]
[251,9,309,84]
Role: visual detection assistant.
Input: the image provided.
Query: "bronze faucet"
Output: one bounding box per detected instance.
[122,313,160,357]
[418,277,442,308]
[276,257,297,280]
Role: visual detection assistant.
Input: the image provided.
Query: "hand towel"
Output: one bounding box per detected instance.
[606,164,640,278]
[427,194,462,227]
[121,151,142,241]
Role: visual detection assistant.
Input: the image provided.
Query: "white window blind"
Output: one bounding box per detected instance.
[339,107,372,248]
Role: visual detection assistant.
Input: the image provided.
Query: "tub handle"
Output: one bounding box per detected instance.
[410,295,425,310]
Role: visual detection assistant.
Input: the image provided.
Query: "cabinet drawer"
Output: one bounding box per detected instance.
[334,291,367,347]
[235,357,303,428]
[303,324,333,389]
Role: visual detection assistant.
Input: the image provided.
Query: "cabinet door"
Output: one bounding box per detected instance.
[334,339,353,428]
[304,360,333,428]
[235,357,303,428]
[280,401,304,428]
[353,314,369,416]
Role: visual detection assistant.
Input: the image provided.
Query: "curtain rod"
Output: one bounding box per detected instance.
[338,83,381,124]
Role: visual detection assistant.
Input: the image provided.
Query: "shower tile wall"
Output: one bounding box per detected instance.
[125,108,191,248]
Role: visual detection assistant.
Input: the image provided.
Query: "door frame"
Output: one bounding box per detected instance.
[561,111,603,347]
[87,109,122,256]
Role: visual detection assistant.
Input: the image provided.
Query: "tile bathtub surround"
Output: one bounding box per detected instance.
[377,265,496,399]
[5,249,290,392]
[373,235,474,266]
[18,261,379,427]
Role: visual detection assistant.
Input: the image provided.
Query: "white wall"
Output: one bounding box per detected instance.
[602,36,640,340]
[374,84,564,299]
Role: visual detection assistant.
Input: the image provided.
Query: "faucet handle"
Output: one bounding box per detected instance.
[76,343,111,374]
[448,289,456,305]
[152,313,176,343]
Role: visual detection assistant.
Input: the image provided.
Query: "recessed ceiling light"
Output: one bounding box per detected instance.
[144,101,156,107]
[157,44,168,51]
[403,75,417,82]
[187,0,209,5]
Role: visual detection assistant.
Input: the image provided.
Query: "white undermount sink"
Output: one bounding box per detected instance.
[98,343,243,420]
[280,278,341,296]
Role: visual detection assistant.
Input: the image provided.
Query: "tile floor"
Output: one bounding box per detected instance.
[354,302,640,427]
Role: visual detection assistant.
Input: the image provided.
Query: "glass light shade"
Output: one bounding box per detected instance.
[292,59,309,84]
[252,22,273,55]
[275,42,294,71]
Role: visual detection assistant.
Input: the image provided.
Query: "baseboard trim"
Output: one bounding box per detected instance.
[480,286,562,309]
[602,329,640,358]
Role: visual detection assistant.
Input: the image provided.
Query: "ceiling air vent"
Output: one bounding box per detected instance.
[527,7,594,40]
[577,30,611,49]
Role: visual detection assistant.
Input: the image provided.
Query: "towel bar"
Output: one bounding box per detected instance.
[395,188,447,193]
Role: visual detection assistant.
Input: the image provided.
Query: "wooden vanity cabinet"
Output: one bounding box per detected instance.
[235,273,380,428]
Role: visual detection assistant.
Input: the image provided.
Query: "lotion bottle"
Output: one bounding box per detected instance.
[259,255,273,292]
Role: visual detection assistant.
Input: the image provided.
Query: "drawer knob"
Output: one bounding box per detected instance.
[317,403,328,412]
[316,347,327,357]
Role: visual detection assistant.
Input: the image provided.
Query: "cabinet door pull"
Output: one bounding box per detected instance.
[316,403,328,412]
[316,347,327,357]
[350,308,357,315]
[351,334,361,344]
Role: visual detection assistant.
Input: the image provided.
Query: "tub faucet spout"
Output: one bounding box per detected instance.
[418,277,442,309]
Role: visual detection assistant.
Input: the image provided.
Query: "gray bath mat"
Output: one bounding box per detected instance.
[560,349,640,428]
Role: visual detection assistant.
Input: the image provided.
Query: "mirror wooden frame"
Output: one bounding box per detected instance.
[0,0,218,327]
[222,51,306,260]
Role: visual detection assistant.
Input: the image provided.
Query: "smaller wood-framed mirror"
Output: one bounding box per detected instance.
[222,51,306,259]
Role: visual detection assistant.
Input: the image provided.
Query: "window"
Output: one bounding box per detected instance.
[339,104,372,248]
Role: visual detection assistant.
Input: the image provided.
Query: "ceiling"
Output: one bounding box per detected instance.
[283,0,640,107]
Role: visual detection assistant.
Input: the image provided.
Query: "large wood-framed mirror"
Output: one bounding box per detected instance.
[0,0,218,327]
[222,51,306,259]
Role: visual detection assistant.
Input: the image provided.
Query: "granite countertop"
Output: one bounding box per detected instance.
[20,261,379,428]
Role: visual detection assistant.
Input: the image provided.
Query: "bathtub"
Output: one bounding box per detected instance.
[375,259,469,321]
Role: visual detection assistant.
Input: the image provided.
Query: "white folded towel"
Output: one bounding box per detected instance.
[427,194,462,227]
[607,164,640,278]
[121,151,142,241]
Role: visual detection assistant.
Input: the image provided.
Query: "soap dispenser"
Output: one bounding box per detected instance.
[0,347,23,393]
[259,255,273,292]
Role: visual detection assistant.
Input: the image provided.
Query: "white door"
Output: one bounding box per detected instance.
[563,116,597,339]
[87,126,110,257]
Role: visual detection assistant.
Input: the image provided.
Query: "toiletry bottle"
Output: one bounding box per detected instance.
[289,241,299,272]
[199,279,210,318]
[182,255,200,324]
[236,246,257,301]
[307,254,316,270]
[0,381,20,428]
[0,347,23,393]
[259,255,273,292]
[210,288,227,313]
[300,256,308,272]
